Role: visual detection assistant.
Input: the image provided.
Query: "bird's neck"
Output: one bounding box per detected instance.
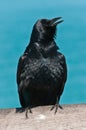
[30,35,54,44]
[24,40,59,55]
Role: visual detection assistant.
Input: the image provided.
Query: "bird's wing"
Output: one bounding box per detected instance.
[57,52,67,97]
[60,54,67,83]
[17,53,29,107]
[16,53,28,86]
[60,53,67,83]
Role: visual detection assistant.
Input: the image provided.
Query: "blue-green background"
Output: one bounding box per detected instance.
[0,0,86,108]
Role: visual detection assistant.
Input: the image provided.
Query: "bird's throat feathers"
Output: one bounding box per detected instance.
[24,41,59,57]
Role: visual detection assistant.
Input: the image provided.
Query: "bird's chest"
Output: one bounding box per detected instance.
[25,57,63,82]
[26,58,51,75]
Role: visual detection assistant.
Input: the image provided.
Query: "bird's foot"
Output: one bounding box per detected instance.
[50,104,59,114]
[50,104,63,114]
[25,107,32,119]
[59,104,63,109]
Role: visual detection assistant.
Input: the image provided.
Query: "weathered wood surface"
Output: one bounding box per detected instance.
[0,104,86,130]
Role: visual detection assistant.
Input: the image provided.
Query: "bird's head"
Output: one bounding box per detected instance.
[30,17,63,43]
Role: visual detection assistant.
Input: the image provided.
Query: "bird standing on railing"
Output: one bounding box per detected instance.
[16,17,67,118]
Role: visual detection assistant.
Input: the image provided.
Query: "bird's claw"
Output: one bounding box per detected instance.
[25,107,32,119]
[50,104,63,114]
[59,105,63,109]
[50,104,58,114]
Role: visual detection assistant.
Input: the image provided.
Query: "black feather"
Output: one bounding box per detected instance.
[16,17,67,112]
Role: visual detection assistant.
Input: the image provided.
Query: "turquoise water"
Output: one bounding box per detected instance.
[0,0,86,108]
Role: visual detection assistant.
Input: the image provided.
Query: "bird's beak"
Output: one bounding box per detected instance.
[50,17,64,26]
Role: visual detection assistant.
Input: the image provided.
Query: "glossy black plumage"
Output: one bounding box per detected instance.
[16,17,67,115]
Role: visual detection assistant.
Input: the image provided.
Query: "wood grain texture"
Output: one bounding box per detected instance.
[0,104,86,130]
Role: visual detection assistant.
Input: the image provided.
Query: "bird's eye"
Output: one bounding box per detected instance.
[41,20,50,27]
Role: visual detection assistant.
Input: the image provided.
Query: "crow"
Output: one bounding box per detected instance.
[16,17,67,118]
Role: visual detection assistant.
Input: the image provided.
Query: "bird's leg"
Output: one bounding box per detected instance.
[59,104,63,109]
[50,97,59,114]
[50,97,63,114]
[25,106,32,119]
[50,103,59,114]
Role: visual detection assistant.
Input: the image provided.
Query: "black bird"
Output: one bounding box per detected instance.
[16,17,67,117]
